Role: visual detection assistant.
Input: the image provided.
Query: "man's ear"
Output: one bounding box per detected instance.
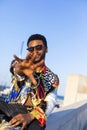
[46,48,48,53]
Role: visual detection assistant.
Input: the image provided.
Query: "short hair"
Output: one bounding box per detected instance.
[27,34,47,48]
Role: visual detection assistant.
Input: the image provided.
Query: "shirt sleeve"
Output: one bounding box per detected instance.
[45,88,58,117]
[30,88,58,127]
[31,74,59,126]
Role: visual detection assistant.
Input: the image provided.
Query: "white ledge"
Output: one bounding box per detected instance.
[46,100,87,130]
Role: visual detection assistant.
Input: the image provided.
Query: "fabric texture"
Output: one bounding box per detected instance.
[5,65,58,127]
[0,100,27,121]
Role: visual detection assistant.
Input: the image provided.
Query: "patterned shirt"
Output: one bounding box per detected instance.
[6,65,59,126]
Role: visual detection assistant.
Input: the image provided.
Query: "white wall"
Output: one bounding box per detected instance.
[63,74,87,106]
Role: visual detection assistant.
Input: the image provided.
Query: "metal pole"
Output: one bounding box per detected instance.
[20,41,24,58]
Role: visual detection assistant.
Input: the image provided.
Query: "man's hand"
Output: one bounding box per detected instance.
[9,113,34,130]
[13,53,44,85]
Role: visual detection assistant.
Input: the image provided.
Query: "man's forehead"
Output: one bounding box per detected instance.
[28,40,44,46]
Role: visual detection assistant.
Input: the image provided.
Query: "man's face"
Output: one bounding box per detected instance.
[27,40,48,63]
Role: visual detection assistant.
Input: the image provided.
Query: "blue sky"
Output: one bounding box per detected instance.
[0,0,87,96]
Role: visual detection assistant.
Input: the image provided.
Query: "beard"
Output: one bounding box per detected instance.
[33,52,46,64]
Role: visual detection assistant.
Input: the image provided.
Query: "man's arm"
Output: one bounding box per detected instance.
[45,75,59,117]
[45,89,58,117]
[30,75,59,126]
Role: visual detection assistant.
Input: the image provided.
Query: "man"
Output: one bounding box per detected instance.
[2,34,59,130]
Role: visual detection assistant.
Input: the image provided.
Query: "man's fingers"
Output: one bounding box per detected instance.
[25,53,36,66]
[11,121,21,128]
[29,54,36,65]
[13,55,22,63]
[26,53,37,64]
[26,53,32,61]
[20,123,26,130]
[29,74,37,85]
[9,118,18,126]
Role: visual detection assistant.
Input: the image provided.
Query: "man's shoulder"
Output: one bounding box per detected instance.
[42,66,59,87]
[45,66,58,76]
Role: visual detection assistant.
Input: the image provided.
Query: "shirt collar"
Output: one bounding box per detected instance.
[36,65,46,74]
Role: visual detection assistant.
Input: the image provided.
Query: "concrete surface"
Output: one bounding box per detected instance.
[46,100,87,130]
[63,74,87,106]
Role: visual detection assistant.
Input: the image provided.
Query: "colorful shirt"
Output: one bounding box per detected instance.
[6,65,59,126]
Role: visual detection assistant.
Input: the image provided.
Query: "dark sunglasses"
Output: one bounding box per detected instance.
[27,45,43,52]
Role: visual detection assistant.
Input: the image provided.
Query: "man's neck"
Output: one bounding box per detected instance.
[36,63,45,73]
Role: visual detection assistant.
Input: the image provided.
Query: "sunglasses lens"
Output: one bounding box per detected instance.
[36,45,43,50]
[27,45,43,52]
[27,47,34,52]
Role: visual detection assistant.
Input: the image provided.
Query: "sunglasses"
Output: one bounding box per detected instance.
[27,45,43,52]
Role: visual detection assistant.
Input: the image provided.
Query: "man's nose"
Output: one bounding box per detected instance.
[33,48,38,53]
[33,49,38,56]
